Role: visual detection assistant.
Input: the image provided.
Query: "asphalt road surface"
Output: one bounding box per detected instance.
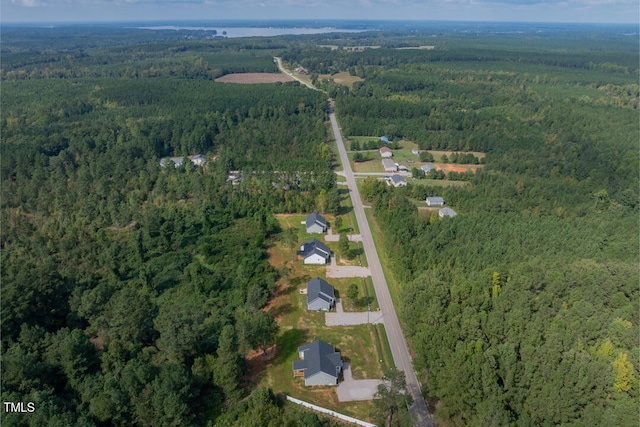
[329,105,433,427]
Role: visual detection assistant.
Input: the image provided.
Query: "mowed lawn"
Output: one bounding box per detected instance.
[253,214,393,421]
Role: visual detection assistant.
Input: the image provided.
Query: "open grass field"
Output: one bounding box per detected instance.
[252,214,395,421]
[320,72,363,88]
[215,73,294,83]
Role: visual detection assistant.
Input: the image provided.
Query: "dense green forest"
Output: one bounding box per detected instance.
[2,22,638,427]
[288,26,638,426]
[1,28,340,426]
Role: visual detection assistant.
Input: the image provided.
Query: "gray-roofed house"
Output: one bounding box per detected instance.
[389,175,407,188]
[382,158,398,172]
[421,164,435,173]
[160,154,206,168]
[305,213,327,234]
[439,207,457,218]
[293,340,343,386]
[297,239,331,265]
[426,196,445,206]
[380,146,393,158]
[306,277,335,311]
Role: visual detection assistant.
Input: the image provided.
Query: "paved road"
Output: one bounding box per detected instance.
[274,57,319,91]
[329,105,433,427]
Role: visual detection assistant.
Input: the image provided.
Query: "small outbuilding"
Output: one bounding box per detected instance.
[379,147,393,158]
[306,212,327,234]
[380,136,390,144]
[293,340,343,386]
[297,239,331,265]
[306,277,335,311]
[439,207,457,218]
[412,149,420,155]
[389,175,407,188]
[426,196,445,207]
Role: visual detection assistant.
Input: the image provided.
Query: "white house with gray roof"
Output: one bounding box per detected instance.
[439,207,457,218]
[305,213,327,234]
[382,158,398,172]
[426,196,445,206]
[389,175,407,188]
[306,277,335,311]
[297,239,331,265]
[293,340,343,386]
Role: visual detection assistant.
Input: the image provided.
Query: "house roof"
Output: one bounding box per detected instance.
[439,207,457,217]
[426,196,444,204]
[307,277,335,306]
[306,213,327,229]
[297,239,331,259]
[379,146,392,154]
[382,159,397,169]
[421,164,435,172]
[293,340,342,380]
[390,175,406,185]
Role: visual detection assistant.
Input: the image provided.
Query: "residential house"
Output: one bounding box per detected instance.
[305,213,327,234]
[426,197,445,207]
[293,340,343,386]
[382,158,398,172]
[306,277,335,311]
[439,207,457,218]
[421,164,435,173]
[160,154,206,168]
[379,147,393,158]
[297,239,331,265]
[389,175,407,187]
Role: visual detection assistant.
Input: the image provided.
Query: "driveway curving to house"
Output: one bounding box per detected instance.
[337,363,383,402]
[325,254,371,278]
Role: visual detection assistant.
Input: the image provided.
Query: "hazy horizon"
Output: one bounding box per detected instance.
[3,0,638,25]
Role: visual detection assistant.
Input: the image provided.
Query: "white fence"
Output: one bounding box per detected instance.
[286,395,376,427]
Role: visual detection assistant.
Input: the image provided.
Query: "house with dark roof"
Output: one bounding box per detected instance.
[389,175,407,188]
[297,239,331,265]
[306,213,327,234]
[293,340,343,386]
[382,158,398,172]
[379,146,393,158]
[426,196,445,206]
[306,277,335,311]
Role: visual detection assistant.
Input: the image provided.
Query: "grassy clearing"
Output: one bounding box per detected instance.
[320,72,363,88]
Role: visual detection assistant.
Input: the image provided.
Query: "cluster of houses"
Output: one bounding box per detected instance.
[292,212,344,386]
[378,138,459,217]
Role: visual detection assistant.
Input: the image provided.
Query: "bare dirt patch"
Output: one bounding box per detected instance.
[438,163,482,173]
[215,73,294,84]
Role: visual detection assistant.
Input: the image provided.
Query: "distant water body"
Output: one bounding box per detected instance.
[135,26,363,38]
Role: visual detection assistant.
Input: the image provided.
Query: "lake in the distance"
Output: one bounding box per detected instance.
[136,26,363,37]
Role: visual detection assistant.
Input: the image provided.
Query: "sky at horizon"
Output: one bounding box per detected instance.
[3,0,639,25]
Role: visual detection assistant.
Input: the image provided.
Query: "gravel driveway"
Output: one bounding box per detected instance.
[337,363,382,402]
[326,300,384,326]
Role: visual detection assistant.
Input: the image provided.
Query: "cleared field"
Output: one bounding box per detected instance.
[215,73,294,84]
[321,72,363,88]
[396,46,436,50]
